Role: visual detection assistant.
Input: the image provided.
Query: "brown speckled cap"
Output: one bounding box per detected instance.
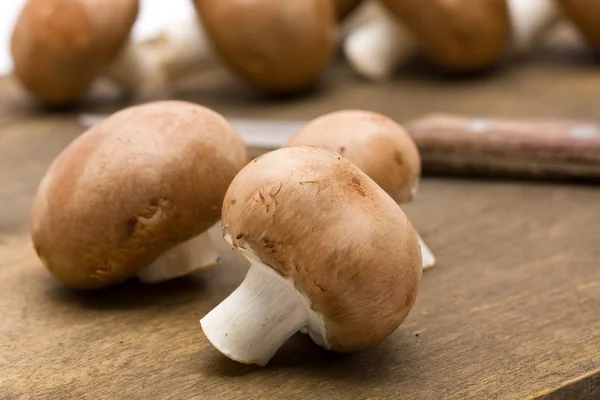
[30,100,249,290]
[222,146,422,351]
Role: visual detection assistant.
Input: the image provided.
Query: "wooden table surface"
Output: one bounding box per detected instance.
[1,30,600,399]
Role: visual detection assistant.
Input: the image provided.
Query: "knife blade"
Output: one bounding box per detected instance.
[79,113,301,149]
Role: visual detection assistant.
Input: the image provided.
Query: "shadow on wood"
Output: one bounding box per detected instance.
[198,330,420,385]
[43,272,210,311]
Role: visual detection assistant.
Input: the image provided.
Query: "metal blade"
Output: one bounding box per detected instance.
[79,113,300,149]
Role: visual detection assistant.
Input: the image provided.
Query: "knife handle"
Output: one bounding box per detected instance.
[404,114,600,181]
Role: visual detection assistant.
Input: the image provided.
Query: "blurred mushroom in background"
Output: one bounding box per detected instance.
[8,0,581,104]
[9,0,153,106]
[192,0,337,95]
[343,0,564,81]
[110,0,342,96]
[345,0,511,80]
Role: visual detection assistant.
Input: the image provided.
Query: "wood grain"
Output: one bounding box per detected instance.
[1,30,600,399]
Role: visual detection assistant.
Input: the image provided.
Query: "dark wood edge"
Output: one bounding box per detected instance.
[524,368,600,400]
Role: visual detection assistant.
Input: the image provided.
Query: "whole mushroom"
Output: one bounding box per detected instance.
[556,0,600,50]
[345,0,561,80]
[192,0,337,94]
[345,0,560,81]
[378,0,511,72]
[285,109,434,268]
[10,0,149,106]
[200,146,422,366]
[30,100,248,289]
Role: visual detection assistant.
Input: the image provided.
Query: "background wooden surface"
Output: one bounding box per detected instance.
[1,29,600,399]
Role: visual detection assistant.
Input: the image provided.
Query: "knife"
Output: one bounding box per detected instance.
[404,113,600,182]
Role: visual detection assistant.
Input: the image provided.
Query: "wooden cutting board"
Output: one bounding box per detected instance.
[1,36,599,399]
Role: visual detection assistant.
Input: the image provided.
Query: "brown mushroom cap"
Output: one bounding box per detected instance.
[30,100,248,290]
[556,0,600,50]
[286,110,421,203]
[10,0,139,106]
[334,0,364,20]
[379,0,511,71]
[222,146,422,352]
[193,0,337,94]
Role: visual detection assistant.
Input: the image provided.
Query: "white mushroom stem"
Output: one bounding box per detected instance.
[104,38,163,94]
[200,253,328,366]
[150,16,219,82]
[416,233,436,270]
[343,2,416,81]
[508,0,561,55]
[138,230,220,283]
[104,17,218,94]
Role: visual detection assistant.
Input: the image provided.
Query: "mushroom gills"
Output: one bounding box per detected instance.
[138,230,219,283]
[200,252,328,366]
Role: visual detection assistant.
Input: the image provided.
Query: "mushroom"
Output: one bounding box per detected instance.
[109,0,357,94]
[30,100,249,290]
[200,146,422,366]
[555,0,600,50]
[192,0,338,94]
[284,109,434,268]
[10,0,147,106]
[344,0,515,80]
[378,0,511,72]
[345,0,561,81]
